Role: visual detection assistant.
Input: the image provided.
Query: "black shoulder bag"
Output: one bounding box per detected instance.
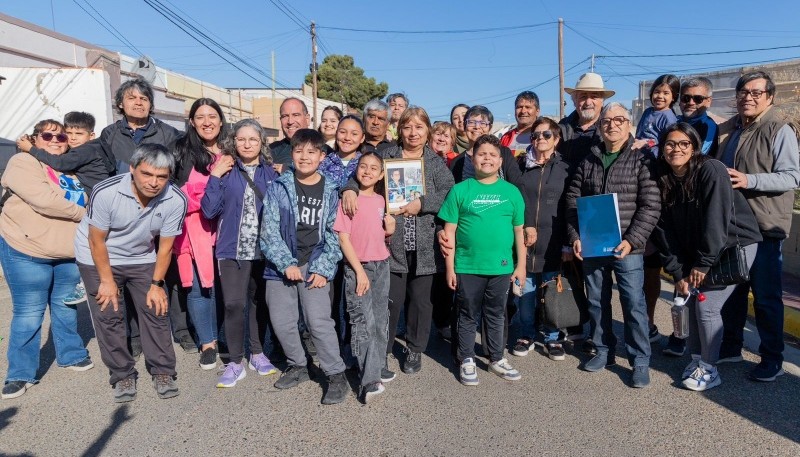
[540,261,589,329]
[238,167,265,202]
[704,199,750,286]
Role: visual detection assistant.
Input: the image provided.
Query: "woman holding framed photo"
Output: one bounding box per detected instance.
[342,106,454,375]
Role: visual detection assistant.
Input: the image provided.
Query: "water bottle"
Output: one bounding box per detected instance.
[671,295,690,339]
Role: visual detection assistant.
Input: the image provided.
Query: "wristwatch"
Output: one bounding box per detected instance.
[151,279,165,287]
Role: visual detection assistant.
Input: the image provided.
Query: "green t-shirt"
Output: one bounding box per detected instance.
[438,178,524,275]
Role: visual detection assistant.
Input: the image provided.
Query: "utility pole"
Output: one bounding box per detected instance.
[271,51,276,130]
[311,22,318,129]
[558,18,565,120]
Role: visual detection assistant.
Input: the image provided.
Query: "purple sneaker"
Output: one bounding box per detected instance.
[216,362,246,388]
[248,353,278,376]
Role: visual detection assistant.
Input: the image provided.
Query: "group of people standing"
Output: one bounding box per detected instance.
[1,68,796,404]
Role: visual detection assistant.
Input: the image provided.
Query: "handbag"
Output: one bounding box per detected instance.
[704,199,750,287]
[540,261,589,329]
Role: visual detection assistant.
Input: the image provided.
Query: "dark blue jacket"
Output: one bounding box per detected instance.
[200,158,278,260]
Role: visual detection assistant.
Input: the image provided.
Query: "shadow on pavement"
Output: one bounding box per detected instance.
[0,406,34,457]
[80,405,131,457]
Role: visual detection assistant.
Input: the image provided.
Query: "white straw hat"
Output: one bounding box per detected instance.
[564,72,615,98]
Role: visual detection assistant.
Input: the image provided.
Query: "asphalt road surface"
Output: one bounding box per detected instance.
[0,275,798,456]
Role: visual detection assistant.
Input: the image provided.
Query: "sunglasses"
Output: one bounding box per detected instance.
[532,131,554,140]
[37,132,69,143]
[680,94,709,104]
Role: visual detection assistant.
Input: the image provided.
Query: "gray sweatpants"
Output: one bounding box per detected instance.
[265,264,345,376]
[688,243,758,364]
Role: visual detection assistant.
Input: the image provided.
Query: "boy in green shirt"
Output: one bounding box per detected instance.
[438,134,526,386]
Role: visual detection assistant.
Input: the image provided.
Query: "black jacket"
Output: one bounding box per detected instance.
[558,111,603,167]
[656,159,762,281]
[99,117,181,175]
[28,139,110,194]
[449,145,522,185]
[565,139,661,254]
[517,152,572,273]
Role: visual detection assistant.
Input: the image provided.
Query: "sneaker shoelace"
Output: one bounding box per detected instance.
[118,378,134,390]
[154,375,172,388]
[688,366,708,383]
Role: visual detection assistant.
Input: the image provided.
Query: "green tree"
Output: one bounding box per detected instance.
[305,54,388,110]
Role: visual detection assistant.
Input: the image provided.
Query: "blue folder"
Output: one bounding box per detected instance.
[577,193,622,258]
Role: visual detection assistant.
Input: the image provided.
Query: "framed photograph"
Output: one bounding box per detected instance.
[384,158,425,214]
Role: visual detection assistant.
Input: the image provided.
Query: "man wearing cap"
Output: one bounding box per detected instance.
[500,91,541,158]
[558,72,615,166]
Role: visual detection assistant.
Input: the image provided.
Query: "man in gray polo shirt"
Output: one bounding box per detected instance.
[75,144,187,402]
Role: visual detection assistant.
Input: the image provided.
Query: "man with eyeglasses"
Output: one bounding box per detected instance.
[361,98,396,154]
[500,91,541,158]
[565,102,660,388]
[715,71,800,382]
[269,97,312,173]
[677,77,719,156]
[558,72,615,167]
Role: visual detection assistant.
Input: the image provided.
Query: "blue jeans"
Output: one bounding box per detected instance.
[513,272,559,343]
[721,239,784,363]
[184,261,217,346]
[0,237,88,384]
[583,254,650,367]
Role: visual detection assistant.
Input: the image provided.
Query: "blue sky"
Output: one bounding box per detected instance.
[5,0,800,122]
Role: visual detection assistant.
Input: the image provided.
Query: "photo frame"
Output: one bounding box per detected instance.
[384,158,426,214]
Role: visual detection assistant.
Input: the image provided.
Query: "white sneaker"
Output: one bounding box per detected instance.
[489,358,521,381]
[682,361,721,392]
[460,358,479,386]
[681,354,702,379]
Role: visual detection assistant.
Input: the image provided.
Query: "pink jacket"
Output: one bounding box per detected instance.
[173,164,218,288]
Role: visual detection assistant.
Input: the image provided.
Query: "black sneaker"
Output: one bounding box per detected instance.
[178,334,198,354]
[130,338,142,360]
[512,337,533,357]
[274,365,310,389]
[1,381,33,400]
[749,360,785,382]
[380,361,396,383]
[648,325,661,343]
[199,347,218,370]
[403,350,422,374]
[64,357,94,372]
[662,334,686,357]
[544,342,566,361]
[322,372,349,405]
[113,377,137,403]
[582,339,597,355]
[360,382,385,404]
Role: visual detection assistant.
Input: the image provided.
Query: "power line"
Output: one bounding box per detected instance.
[71,0,145,57]
[596,43,800,59]
[267,0,307,30]
[317,22,556,34]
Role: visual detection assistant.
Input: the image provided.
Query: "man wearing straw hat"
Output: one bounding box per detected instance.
[558,72,616,166]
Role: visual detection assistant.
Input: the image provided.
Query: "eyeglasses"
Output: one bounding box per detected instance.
[38,132,69,143]
[736,89,768,100]
[680,94,709,104]
[465,120,491,128]
[599,116,629,128]
[532,131,554,140]
[235,137,261,145]
[663,140,693,151]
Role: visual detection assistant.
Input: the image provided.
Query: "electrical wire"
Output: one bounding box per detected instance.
[71,0,145,57]
[317,22,555,34]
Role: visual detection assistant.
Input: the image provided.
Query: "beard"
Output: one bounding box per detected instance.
[578,108,596,122]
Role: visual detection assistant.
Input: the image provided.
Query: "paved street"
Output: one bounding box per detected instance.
[0,275,798,456]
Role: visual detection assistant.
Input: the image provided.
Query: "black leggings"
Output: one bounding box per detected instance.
[218,259,269,364]
[388,251,434,354]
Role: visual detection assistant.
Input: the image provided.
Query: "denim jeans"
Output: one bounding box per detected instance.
[513,272,560,343]
[344,260,390,386]
[0,237,88,384]
[184,260,218,346]
[721,239,785,363]
[583,254,651,367]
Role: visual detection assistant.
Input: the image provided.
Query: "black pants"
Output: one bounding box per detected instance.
[388,251,434,354]
[79,262,177,385]
[218,259,270,364]
[127,255,191,344]
[456,273,510,362]
[329,262,350,350]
